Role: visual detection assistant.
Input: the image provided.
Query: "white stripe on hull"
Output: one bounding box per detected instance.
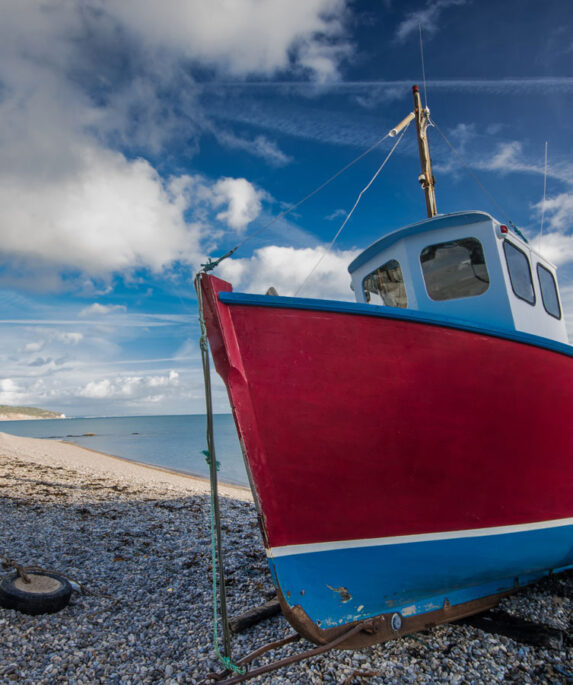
[267,516,573,558]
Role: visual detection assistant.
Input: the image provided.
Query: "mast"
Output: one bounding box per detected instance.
[412,85,437,218]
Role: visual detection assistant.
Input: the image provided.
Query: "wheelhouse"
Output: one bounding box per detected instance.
[348,211,568,344]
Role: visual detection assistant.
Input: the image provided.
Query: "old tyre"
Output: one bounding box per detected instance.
[0,572,72,615]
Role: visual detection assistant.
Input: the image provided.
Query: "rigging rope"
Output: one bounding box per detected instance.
[294,122,411,297]
[201,130,392,273]
[429,116,528,242]
[195,275,245,676]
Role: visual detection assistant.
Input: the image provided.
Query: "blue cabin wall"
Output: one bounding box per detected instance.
[349,213,513,331]
[348,211,569,344]
[400,220,512,329]
[493,231,568,344]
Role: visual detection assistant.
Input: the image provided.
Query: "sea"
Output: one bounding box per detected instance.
[0,414,248,486]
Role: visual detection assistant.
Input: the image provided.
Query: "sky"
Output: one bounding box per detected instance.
[1,0,572,417]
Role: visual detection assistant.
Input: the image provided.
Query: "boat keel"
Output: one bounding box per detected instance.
[277,587,509,649]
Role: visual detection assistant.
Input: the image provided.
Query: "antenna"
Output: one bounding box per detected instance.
[419,23,428,109]
[539,141,548,249]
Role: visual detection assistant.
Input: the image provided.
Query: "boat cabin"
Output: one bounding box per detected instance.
[348,211,568,344]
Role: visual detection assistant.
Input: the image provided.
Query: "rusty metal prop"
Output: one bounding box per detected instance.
[200,620,375,684]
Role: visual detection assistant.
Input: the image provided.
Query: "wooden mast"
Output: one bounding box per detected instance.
[413,85,437,218]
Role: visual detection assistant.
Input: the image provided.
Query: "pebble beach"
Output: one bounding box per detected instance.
[2,431,573,684]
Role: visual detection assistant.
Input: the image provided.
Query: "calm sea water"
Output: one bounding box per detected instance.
[0,414,248,486]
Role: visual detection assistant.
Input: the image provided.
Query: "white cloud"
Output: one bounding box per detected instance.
[0,144,202,279]
[530,230,573,267]
[214,130,292,167]
[533,193,573,234]
[79,370,180,400]
[0,1,347,291]
[395,0,468,42]
[80,379,113,400]
[326,208,347,221]
[56,332,84,345]
[0,311,204,415]
[103,0,349,81]
[79,303,127,317]
[529,192,573,267]
[487,142,526,172]
[0,150,263,286]
[217,245,359,299]
[211,178,266,233]
[0,378,21,404]
[24,341,45,353]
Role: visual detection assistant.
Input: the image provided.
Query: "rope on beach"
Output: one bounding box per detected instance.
[195,274,245,677]
[1,556,31,583]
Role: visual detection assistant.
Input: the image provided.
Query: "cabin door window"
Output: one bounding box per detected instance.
[363,259,408,307]
[537,264,561,319]
[503,241,535,305]
[420,238,490,301]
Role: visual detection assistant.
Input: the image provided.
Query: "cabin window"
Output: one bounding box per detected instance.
[537,264,561,319]
[503,241,535,305]
[363,259,408,308]
[419,238,489,301]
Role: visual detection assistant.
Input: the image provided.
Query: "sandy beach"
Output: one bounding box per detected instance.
[0,431,252,502]
[2,432,573,684]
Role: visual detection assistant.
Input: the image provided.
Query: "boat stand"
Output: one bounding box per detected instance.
[200,619,376,684]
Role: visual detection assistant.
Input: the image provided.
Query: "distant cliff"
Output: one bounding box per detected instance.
[0,405,65,421]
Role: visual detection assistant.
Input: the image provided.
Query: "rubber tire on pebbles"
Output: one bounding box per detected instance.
[0,572,73,615]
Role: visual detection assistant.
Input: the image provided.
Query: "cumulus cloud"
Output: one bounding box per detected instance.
[0,6,201,285]
[0,378,21,405]
[0,305,207,415]
[0,1,349,290]
[79,370,180,400]
[103,0,350,81]
[217,245,359,299]
[0,154,201,277]
[0,155,263,286]
[211,178,266,232]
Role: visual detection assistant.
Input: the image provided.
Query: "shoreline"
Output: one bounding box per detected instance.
[60,440,251,492]
[0,431,252,501]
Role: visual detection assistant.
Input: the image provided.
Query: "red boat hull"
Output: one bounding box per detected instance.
[199,273,573,644]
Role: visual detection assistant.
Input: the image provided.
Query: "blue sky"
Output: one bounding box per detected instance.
[1,0,572,416]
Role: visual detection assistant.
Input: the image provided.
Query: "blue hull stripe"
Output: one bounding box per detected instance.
[268,524,573,629]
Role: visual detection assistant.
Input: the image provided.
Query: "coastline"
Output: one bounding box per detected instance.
[0,431,251,501]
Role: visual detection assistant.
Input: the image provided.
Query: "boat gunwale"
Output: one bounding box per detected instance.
[217,289,573,359]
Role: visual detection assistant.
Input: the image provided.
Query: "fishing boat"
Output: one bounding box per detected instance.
[197,86,573,648]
